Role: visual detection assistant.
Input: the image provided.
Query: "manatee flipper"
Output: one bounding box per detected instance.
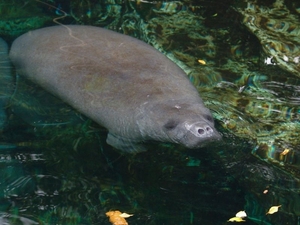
[106,133,147,153]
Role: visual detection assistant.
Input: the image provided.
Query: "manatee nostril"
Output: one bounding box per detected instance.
[206,126,212,131]
[197,126,213,135]
[197,128,205,134]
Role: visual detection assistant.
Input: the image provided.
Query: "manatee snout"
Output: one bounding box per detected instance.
[185,121,215,138]
[162,115,221,149]
[180,120,222,149]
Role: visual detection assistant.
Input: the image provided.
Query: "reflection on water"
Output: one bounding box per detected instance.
[0,120,298,224]
[0,0,300,224]
[0,129,250,225]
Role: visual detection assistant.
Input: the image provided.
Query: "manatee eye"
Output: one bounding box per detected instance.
[164,119,179,130]
[204,115,213,122]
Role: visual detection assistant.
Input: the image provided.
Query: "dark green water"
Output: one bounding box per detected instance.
[0,122,254,225]
[0,0,300,224]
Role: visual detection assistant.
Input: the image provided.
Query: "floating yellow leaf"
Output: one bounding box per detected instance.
[235,210,247,218]
[266,205,281,215]
[120,213,133,218]
[227,217,246,222]
[198,59,206,65]
[106,210,129,225]
[280,149,290,155]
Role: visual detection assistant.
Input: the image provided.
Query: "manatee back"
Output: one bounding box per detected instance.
[9,25,220,152]
[9,26,201,131]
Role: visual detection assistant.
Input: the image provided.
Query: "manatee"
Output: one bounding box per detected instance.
[9,25,221,152]
[0,38,13,130]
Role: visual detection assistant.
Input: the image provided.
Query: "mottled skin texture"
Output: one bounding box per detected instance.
[9,25,221,152]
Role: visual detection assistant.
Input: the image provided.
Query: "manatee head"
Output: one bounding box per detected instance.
[137,101,222,149]
[162,115,221,148]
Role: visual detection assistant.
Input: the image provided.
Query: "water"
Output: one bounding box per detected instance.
[0,37,13,130]
[0,0,300,224]
[0,129,251,224]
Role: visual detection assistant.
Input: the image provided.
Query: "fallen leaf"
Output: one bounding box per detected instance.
[235,211,247,218]
[280,149,290,155]
[120,213,133,218]
[106,210,129,225]
[227,217,246,222]
[198,59,206,65]
[266,205,281,215]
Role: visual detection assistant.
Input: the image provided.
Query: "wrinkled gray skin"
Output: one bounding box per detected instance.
[0,38,13,130]
[9,25,221,153]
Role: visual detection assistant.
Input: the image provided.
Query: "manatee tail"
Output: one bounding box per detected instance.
[0,38,14,130]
